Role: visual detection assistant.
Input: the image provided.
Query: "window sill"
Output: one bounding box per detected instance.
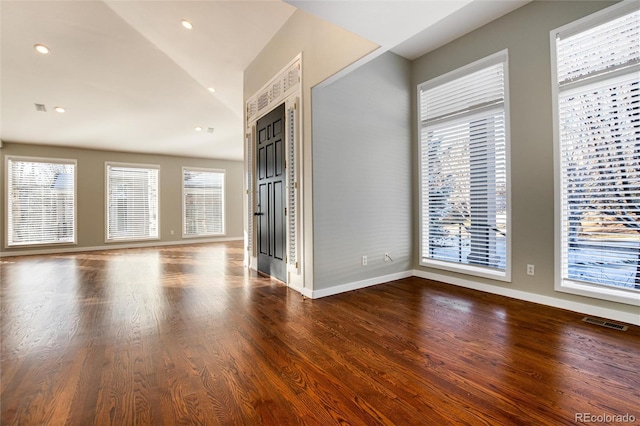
[6,241,77,249]
[421,258,511,283]
[182,233,226,239]
[556,278,640,307]
[105,237,160,244]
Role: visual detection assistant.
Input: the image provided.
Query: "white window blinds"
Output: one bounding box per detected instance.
[554,4,640,294]
[419,51,509,278]
[556,9,639,87]
[106,163,159,241]
[7,157,76,246]
[183,168,225,237]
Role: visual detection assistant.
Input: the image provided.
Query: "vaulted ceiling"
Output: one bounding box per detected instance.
[0,0,528,161]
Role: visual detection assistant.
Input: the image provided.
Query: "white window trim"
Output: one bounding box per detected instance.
[181,167,226,238]
[551,0,640,306]
[5,155,77,248]
[417,49,512,283]
[105,161,160,243]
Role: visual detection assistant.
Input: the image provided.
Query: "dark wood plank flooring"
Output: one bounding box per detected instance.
[1,241,639,425]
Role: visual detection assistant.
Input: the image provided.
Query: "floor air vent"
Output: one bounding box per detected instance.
[582,317,628,331]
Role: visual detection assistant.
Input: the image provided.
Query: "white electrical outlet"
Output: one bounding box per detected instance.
[527,264,535,276]
[362,256,367,266]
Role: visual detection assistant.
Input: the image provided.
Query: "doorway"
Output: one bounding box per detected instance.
[256,103,287,282]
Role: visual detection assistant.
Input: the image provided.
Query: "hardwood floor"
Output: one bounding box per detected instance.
[1,241,638,425]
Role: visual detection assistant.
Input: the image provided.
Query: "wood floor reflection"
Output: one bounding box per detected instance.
[1,241,638,425]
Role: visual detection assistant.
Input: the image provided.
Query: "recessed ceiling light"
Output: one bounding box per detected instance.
[34,44,50,55]
[53,106,65,113]
[194,126,203,132]
[208,87,216,93]
[181,19,193,30]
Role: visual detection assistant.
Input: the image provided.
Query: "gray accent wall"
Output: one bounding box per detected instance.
[412,1,638,317]
[1,142,244,255]
[312,52,412,290]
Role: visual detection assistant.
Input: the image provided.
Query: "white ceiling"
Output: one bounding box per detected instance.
[1,0,528,161]
[287,0,474,58]
[0,0,296,160]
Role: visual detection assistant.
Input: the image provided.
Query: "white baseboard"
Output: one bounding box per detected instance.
[413,269,640,326]
[0,237,243,257]
[287,282,314,299]
[310,270,414,299]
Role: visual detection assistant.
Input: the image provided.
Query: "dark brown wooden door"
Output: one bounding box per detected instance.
[256,103,286,282]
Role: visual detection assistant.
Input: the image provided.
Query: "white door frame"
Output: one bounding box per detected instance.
[245,53,304,291]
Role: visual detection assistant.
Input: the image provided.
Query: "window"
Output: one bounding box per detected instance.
[6,156,76,246]
[418,50,510,281]
[182,168,225,237]
[106,163,159,241]
[552,1,640,305]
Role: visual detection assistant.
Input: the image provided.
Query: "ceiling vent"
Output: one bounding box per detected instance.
[207,127,215,134]
[34,103,47,112]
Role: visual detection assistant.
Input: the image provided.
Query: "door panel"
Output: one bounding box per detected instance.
[258,147,266,179]
[266,144,274,178]
[273,118,282,136]
[275,140,283,177]
[256,103,286,282]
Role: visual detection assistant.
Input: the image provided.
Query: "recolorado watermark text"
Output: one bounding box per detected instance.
[575,412,636,424]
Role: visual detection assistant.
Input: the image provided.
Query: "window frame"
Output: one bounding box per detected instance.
[417,49,512,282]
[551,0,640,306]
[5,155,77,248]
[105,161,160,243]
[181,167,226,238]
